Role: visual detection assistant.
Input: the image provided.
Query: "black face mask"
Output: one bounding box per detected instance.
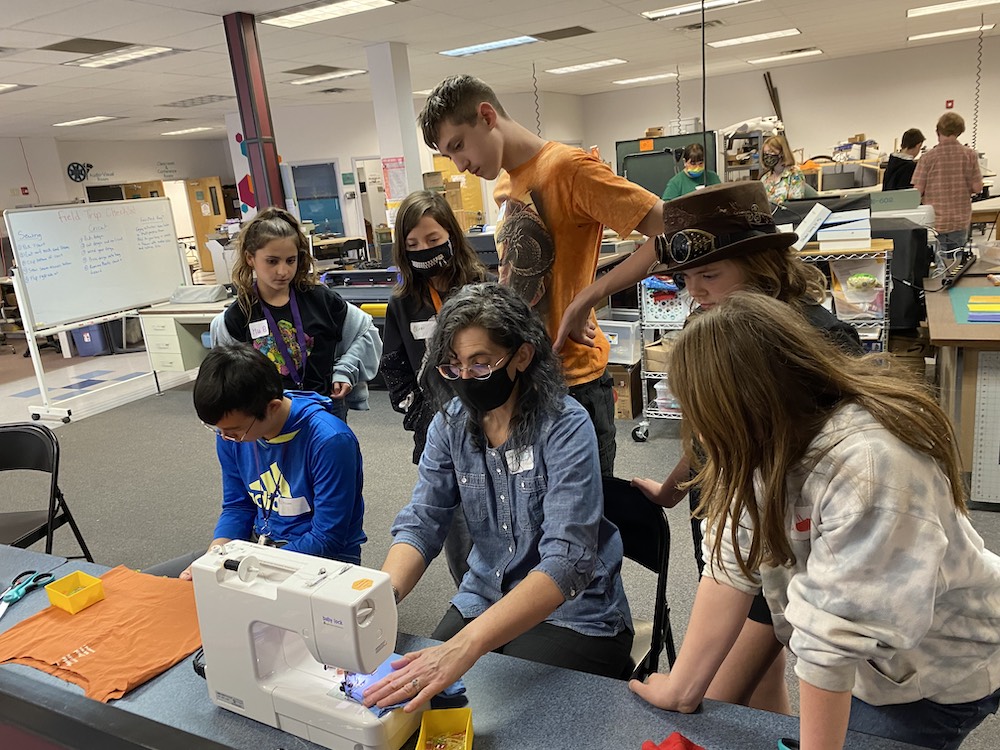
[761,152,781,169]
[449,365,519,413]
[408,240,453,277]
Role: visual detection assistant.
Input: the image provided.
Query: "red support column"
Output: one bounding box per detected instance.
[223,12,284,211]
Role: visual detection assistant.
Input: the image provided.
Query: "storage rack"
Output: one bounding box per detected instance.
[631,277,690,442]
[723,130,766,183]
[798,239,893,355]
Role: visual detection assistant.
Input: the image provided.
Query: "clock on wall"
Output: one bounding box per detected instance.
[67,162,93,182]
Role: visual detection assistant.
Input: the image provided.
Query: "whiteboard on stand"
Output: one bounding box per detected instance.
[3,198,187,330]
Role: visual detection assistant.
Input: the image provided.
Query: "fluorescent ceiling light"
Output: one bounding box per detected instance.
[642,0,762,21]
[0,83,19,92]
[65,45,177,69]
[440,36,538,57]
[907,0,1000,18]
[288,69,366,85]
[613,72,678,85]
[261,0,395,28]
[53,116,118,127]
[546,58,627,74]
[161,126,215,136]
[708,28,800,47]
[908,23,994,39]
[413,89,433,95]
[748,48,822,64]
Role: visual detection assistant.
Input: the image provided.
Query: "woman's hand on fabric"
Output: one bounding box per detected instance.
[330,382,353,399]
[362,639,477,713]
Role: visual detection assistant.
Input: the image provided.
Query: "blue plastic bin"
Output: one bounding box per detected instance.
[72,324,111,357]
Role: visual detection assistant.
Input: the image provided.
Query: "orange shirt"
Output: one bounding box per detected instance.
[494,143,658,385]
[0,566,200,702]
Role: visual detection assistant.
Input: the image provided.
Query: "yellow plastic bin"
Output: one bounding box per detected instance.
[45,571,105,614]
[416,707,473,750]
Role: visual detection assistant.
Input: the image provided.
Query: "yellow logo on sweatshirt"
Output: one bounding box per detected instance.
[250,461,290,511]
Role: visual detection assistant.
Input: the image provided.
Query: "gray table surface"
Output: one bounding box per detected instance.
[0,550,923,750]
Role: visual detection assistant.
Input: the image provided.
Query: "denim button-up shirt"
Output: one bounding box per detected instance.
[391,396,632,638]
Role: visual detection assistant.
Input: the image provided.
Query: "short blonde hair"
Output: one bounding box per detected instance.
[936,112,965,138]
[763,135,796,167]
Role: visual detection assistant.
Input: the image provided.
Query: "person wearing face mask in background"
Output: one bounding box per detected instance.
[662,142,722,200]
[760,135,805,206]
[381,190,493,587]
[363,283,633,714]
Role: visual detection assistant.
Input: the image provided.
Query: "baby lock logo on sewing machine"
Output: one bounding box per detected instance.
[322,615,346,628]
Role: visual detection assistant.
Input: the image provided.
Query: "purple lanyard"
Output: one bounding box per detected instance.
[255,283,308,388]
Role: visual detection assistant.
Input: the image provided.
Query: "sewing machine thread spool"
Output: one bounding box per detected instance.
[223,556,262,583]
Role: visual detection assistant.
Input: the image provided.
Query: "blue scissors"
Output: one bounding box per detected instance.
[0,570,55,622]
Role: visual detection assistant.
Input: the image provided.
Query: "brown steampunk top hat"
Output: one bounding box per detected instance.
[653,181,798,274]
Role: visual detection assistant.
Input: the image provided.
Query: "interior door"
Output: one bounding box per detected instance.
[185,177,225,273]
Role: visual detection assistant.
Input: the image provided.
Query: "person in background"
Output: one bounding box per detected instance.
[760,135,805,205]
[380,189,492,587]
[146,344,366,579]
[882,128,925,191]
[662,142,722,200]
[419,74,665,477]
[363,283,633,713]
[912,112,984,261]
[212,207,382,422]
[631,292,1000,750]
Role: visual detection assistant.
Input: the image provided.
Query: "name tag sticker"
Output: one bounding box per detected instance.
[278,495,310,517]
[505,446,534,474]
[410,320,437,340]
[249,319,269,339]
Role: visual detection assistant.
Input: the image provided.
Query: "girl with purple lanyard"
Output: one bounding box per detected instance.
[220,207,381,421]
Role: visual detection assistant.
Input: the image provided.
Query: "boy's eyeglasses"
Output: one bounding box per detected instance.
[437,352,513,381]
[203,417,256,442]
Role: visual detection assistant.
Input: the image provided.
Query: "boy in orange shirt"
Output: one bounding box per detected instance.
[419,75,664,474]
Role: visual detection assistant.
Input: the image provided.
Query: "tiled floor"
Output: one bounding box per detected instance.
[0,352,191,427]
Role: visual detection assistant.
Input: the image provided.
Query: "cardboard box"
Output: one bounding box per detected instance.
[609,363,642,420]
[645,126,665,137]
[422,171,444,189]
[643,338,674,373]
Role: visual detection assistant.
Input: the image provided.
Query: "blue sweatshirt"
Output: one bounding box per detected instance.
[212,390,366,564]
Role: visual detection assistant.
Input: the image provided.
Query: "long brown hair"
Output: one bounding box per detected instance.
[671,292,966,581]
[733,245,827,306]
[231,207,317,315]
[392,190,488,302]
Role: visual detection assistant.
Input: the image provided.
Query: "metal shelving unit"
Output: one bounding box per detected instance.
[631,277,690,442]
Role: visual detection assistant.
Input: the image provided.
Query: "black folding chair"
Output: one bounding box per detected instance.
[0,423,93,561]
[602,476,676,681]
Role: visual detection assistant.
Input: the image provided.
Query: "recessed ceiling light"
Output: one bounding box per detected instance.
[613,73,679,85]
[53,116,119,127]
[908,23,994,39]
[546,58,627,74]
[440,36,538,57]
[642,0,762,21]
[748,48,822,64]
[64,45,179,69]
[161,126,215,135]
[260,0,397,28]
[907,0,1000,18]
[708,28,800,47]
[288,69,367,85]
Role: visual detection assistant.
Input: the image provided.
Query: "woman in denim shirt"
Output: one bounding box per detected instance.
[364,283,633,713]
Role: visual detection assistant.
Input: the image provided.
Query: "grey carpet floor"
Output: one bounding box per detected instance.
[8,385,999,747]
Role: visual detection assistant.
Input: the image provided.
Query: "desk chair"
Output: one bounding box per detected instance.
[602,476,676,680]
[0,423,94,561]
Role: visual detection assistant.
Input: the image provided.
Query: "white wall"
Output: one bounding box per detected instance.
[583,36,999,175]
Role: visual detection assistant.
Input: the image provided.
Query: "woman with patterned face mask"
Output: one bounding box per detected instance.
[364,282,634,715]
[662,142,722,200]
[760,134,806,205]
[382,190,493,587]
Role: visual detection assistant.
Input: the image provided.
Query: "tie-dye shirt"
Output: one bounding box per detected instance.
[706,403,1000,705]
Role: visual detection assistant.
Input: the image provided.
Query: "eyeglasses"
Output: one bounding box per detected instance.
[437,352,513,381]
[203,416,256,442]
[656,229,717,266]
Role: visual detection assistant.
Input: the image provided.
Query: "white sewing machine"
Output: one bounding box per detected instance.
[190,541,422,750]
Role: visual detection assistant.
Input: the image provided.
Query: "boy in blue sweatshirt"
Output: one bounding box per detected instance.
[168,344,366,580]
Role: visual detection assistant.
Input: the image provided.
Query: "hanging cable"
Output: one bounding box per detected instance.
[700,1,708,188]
[18,138,40,200]
[675,65,682,124]
[531,63,542,137]
[972,14,983,150]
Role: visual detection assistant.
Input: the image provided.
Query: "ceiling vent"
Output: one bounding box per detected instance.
[162,95,235,108]
[42,38,130,54]
[532,27,594,41]
[320,87,350,94]
[675,19,725,32]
